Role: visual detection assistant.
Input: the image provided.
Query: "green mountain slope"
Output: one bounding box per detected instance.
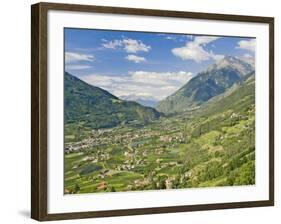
[177,74,255,187]
[156,56,254,114]
[198,72,255,117]
[65,72,161,129]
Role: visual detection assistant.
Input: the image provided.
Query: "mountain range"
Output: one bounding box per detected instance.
[156,56,254,114]
[65,72,160,129]
[65,56,254,129]
[119,94,159,107]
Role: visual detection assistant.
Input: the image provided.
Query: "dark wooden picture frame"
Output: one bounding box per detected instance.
[31,2,274,221]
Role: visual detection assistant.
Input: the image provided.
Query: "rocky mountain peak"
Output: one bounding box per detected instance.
[207,56,254,76]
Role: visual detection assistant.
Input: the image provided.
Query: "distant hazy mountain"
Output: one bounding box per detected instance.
[156,56,254,114]
[120,95,159,107]
[65,72,161,129]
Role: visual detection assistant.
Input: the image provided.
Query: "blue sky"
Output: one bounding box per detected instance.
[65,28,255,102]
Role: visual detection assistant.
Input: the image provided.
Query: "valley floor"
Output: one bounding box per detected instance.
[64,103,255,194]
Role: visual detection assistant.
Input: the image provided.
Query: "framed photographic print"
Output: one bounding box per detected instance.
[31,2,274,221]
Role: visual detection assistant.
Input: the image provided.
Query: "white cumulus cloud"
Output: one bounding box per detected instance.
[81,71,193,101]
[243,53,253,58]
[171,36,223,63]
[125,55,146,63]
[102,38,151,53]
[123,39,151,53]
[236,39,256,52]
[102,39,123,49]
[65,52,95,63]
